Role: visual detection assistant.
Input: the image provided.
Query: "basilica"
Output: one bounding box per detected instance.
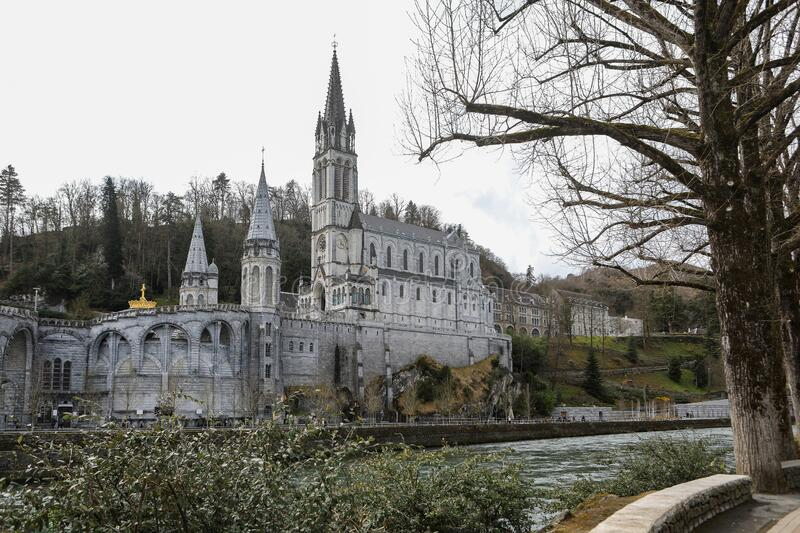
[0,49,509,426]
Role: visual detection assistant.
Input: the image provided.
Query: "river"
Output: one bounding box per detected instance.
[464,426,735,487]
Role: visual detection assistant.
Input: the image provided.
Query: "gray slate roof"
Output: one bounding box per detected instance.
[183,216,209,274]
[246,162,278,242]
[358,213,453,245]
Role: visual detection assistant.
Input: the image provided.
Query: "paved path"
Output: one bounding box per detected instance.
[694,492,800,532]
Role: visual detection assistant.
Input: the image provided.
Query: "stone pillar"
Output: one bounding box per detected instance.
[384,347,393,407]
[161,325,169,396]
[21,331,33,423]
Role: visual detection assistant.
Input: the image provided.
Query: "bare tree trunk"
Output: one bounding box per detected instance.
[711,213,790,492]
[778,255,800,441]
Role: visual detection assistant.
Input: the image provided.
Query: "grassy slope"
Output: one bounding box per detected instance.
[542,335,707,370]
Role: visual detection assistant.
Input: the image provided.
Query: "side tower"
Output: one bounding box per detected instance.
[180,216,218,306]
[242,153,282,415]
[310,46,362,309]
[241,155,281,311]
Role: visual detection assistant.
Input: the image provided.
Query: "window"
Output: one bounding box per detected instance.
[386,246,392,268]
[289,341,294,351]
[369,243,377,264]
[448,292,452,305]
[42,360,52,390]
[403,249,409,270]
[382,282,387,296]
[62,361,71,391]
[400,285,405,298]
[265,343,271,357]
[300,342,304,351]
[365,289,371,305]
[419,252,424,273]
[266,323,272,336]
[52,358,62,391]
[470,262,475,277]
[265,363,272,378]
[450,259,455,279]
[434,255,440,276]
[433,290,438,303]
[309,342,314,351]
[416,287,421,301]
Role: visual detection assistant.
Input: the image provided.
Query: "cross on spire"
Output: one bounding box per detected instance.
[331,33,338,51]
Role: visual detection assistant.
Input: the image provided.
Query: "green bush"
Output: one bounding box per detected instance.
[668,357,682,383]
[532,389,557,417]
[416,379,437,402]
[1,422,534,533]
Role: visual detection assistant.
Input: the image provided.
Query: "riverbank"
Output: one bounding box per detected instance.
[351,417,731,447]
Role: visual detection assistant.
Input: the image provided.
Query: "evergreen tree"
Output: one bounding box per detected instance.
[404,200,420,225]
[0,165,26,275]
[582,349,604,399]
[212,172,230,219]
[625,336,638,363]
[694,355,709,388]
[667,357,682,383]
[101,177,124,289]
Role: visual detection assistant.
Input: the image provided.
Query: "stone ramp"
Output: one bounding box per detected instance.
[693,493,800,533]
[768,506,800,533]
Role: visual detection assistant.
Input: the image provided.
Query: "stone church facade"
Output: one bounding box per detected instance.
[0,50,509,427]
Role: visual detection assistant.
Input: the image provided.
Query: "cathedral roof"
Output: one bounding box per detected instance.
[184,215,210,274]
[246,159,278,243]
[358,213,456,246]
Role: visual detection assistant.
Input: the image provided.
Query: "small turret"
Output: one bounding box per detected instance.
[180,215,218,306]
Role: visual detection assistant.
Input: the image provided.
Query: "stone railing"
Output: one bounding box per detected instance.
[39,318,89,328]
[88,304,248,325]
[0,305,37,320]
[590,474,751,533]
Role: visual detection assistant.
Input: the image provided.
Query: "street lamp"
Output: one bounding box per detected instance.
[32,287,41,312]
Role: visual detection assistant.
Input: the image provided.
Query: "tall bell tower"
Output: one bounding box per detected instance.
[310,44,359,285]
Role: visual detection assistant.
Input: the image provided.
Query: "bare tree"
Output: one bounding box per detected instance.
[358,189,377,214]
[402,0,800,492]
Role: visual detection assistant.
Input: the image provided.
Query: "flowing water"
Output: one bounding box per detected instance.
[463,426,734,488]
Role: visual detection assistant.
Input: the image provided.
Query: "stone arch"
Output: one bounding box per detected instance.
[314,283,326,311]
[140,323,190,374]
[494,324,502,334]
[505,326,515,335]
[520,327,528,336]
[197,294,205,306]
[186,294,194,306]
[531,328,541,337]
[1,328,32,422]
[369,242,377,265]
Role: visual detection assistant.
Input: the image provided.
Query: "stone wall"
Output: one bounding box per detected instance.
[590,474,751,533]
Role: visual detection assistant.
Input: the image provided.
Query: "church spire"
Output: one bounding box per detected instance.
[246,150,278,243]
[324,48,346,128]
[316,42,355,154]
[183,215,209,273]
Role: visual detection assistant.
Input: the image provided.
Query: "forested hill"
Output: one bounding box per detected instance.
[0,167,512,317]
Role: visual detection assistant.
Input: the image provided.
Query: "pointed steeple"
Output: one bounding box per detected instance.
[246,151,278,242]
[184,215,209,273]
[324,49,346,128]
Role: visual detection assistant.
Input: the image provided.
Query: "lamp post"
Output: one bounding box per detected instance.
[33,287,41,312]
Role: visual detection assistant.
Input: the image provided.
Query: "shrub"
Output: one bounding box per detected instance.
[534,436,730,514]
[0,422,534,533]
[668,357,682,383]
[532,389,557,417]
[583,349,605,400]
[416,379,437,402]
[625,337,639,363]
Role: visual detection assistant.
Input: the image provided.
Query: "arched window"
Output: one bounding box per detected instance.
[359,288,365,304]
[198,294,205,306]
[448,292,452,305]
[187,294,194,306]
[365,289,371,305]
[265,343,271,357]
[250,266,260,305]
[369,243,377,265]
[300,342,304,352]
[265,266,274,305]
[351,288,357,305]
[52,358,62,391]
[450,259,455,279]
[309,342,314,351]
[42,360,52,390]
[416,287,421,301]
[382,282,387,296]
[289,341,294,351]
[435,256,440,276]
[403,250,409,270]
[470,262,475,278]
[62,360,71,391]
[386,246,392,268]
[265,363,271,378]
[335,164,343,198]
[433,290,438,303]
[399,285,405,298]
[418,253,424,273]
[343,166,350,200]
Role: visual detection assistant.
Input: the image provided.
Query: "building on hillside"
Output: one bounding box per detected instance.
[0,47,509,428]
[606,315,644,337]
[552,289,610,337]
[489,287,553,337]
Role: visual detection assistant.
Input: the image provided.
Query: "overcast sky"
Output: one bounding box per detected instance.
[0,1,573,277]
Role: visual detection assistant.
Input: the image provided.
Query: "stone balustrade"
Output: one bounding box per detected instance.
[590,474,752,533]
